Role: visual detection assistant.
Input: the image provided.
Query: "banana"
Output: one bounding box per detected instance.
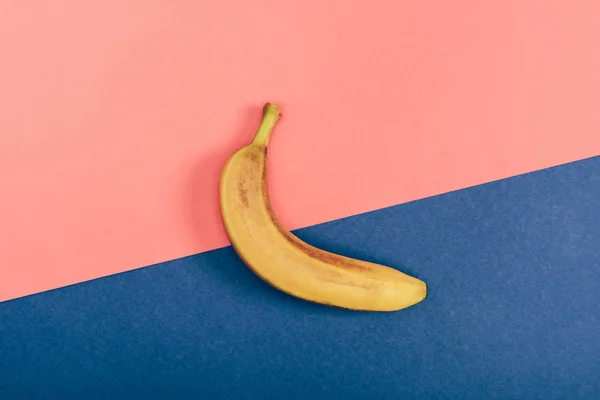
[218,103,427,311]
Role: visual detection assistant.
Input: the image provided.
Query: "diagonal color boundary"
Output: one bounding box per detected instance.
[1,156,599,399]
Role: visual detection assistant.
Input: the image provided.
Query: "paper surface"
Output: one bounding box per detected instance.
[1,0,599,302]
[1,157,599,398]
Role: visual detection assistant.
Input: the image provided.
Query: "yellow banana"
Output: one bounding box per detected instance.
[218,103,427,311]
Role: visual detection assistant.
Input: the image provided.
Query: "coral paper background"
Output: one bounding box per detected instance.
[1,0,599,302]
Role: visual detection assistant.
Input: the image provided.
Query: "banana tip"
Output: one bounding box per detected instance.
[263,102,282,117]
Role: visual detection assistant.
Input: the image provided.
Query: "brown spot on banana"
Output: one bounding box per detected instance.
[238,181,249,207]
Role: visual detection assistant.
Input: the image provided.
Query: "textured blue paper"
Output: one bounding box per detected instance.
[1,156,599,399]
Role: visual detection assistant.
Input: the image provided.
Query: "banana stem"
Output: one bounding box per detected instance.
[252,103,282,147]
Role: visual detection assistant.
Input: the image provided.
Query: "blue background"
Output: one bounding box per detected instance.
[1,156,599,399]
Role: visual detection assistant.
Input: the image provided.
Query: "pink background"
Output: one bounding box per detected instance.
[1,0,599,302]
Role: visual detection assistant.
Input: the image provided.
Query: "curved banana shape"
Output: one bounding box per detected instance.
[219,103,427,311]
